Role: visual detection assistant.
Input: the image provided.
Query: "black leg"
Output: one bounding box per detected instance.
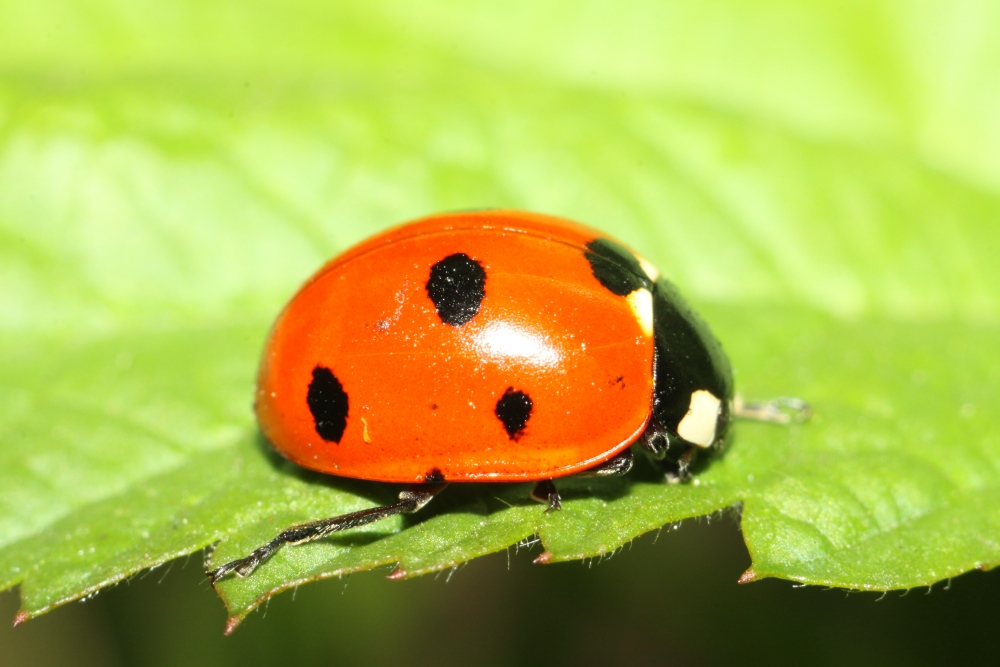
[528,451,634,512]
[640,419,700,483]
[640,418,672,460]
[657,447,696,483]
[530,480,562,512]
[575,449,634,477]
[207,484,446,583]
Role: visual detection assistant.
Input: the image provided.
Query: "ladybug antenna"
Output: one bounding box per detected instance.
[732,396,811,424]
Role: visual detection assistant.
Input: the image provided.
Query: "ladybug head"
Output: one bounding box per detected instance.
[641,277,735,479]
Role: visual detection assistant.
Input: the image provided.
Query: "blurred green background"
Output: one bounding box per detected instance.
[3,0,1000,664]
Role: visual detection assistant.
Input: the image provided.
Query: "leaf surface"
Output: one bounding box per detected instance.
[2,0,999,629]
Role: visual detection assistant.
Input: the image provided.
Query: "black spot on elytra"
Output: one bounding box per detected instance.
[424,468,445,483]
[306,366,349,443]
[426,253,486,326]
[495,387,533,441]
[584,238,651,296]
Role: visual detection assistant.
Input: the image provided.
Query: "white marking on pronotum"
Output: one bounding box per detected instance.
[626,288,654,338]
[637,255,661,282]
[677,389,722,447]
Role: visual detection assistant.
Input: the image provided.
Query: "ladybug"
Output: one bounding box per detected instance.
[208,210,735,582]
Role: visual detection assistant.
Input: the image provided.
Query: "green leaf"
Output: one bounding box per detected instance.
[3,0,1000,631]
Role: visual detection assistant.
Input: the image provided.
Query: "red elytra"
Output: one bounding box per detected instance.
[209,209,738,584]
[256,209,656,483]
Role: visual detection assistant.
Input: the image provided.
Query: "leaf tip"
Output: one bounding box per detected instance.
[386,568,407,581]
[224,616,243,636]
[533,551,553,565]
[12,610,30,628]
[738,568,760,584]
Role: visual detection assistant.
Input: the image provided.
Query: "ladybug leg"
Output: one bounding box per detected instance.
[207,483,446,583]
[529,450,634,513]
[575,449,634,477]
[530,480,562,513]
[642,423,698,483]
[657,448,696,484]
